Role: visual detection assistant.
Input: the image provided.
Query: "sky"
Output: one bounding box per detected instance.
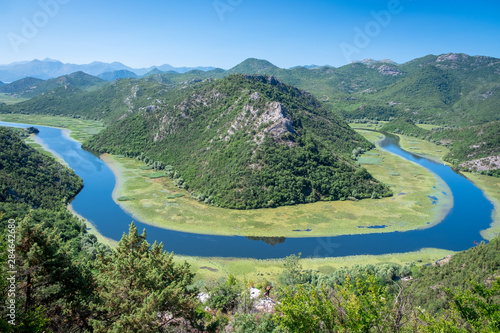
[1,0,500,69]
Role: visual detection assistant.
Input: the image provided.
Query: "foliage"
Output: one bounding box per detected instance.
[89,222,203,332]
[0,127,83,209]
[230,313,278,333]
[206,274,241,314]
[2,212,95,332]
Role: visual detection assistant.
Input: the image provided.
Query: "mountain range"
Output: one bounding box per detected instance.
[1,52,499,181]
[0,58,217,82]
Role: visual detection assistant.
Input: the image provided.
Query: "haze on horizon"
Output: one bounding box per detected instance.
[1,0,499,69]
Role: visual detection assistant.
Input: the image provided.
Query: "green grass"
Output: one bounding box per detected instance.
[178,247,455,283]
[148,172,166,179]
[0,93,28,105]
[100,129,452,238]
[395,133,450,163]
[348,122,387,131]
[415,123,440,131]
[0,113,105,142]
[357,156,382,165]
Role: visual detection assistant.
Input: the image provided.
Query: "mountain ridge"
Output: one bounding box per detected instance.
[0,59,217,82]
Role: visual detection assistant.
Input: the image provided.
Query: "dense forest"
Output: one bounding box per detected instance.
[0,127,83,209]
[83,74,391,209]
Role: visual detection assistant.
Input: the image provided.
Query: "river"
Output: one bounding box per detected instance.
[0,121,494,259]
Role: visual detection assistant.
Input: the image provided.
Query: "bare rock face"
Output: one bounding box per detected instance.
[460,155,500,171]
[436,53,465,63]
[258,101,295,139]
[377,65,403,76]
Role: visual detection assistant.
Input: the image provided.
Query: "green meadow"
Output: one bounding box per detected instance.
[0,93,28,105]
[396,134,450,163]
[178,247,455,283]
[0,113,105,142]
[102,129,452,238]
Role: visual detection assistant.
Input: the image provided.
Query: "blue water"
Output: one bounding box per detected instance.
[1,122,494,259]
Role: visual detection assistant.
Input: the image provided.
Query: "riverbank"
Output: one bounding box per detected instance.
[0,113,105,142]
[178,247,455,283]
[464,173,500,240]
[99,130,452,238]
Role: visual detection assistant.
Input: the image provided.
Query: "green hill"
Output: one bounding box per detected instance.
[381,118,500,175]
[380,118,429,137]
[227,58,281,75]
[0,77,45,95]
[84,74,391,209]
[0,72,104,98]
[0,77,169,123]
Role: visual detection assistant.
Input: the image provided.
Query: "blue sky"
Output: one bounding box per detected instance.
[1,0,499,69]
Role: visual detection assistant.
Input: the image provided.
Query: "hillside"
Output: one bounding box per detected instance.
[3,53,499,126]
[0,127,83,209]
[380,118,429,137]
[0,72,104,98]
[0,78,170,123]
[84,74,391,209]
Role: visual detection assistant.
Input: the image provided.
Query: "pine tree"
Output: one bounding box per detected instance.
[89,222,202,332]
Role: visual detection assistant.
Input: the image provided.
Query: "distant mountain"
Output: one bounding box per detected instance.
[0,59,217,82]
[227,58,281,74]
[289,65,322,69]
[352,58,397,66]
[98,70,139,81]
[0,72,104,98]
[0,81,4,87]
[83,74,390,209]
[141,68,164,77]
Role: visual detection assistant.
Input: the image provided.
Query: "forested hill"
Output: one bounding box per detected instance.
[84,74,391,209]
[0,127,83,209]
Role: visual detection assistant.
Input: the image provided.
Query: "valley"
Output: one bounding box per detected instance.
[1,53,500,331]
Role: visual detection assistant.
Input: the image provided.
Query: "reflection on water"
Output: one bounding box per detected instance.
[246,236,287,246]
[0,122,494,259]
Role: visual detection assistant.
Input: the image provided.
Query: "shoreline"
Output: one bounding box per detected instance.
[67,203,118,247]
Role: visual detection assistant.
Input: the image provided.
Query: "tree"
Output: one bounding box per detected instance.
[9,212,94,332]
[89,222,203,332]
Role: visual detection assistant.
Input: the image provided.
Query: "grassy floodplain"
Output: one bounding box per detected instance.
[0,93,28,105]
[178,247,455,283]
[0,113,105,142]
[397,134,450,163]
[102,129,452,238]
